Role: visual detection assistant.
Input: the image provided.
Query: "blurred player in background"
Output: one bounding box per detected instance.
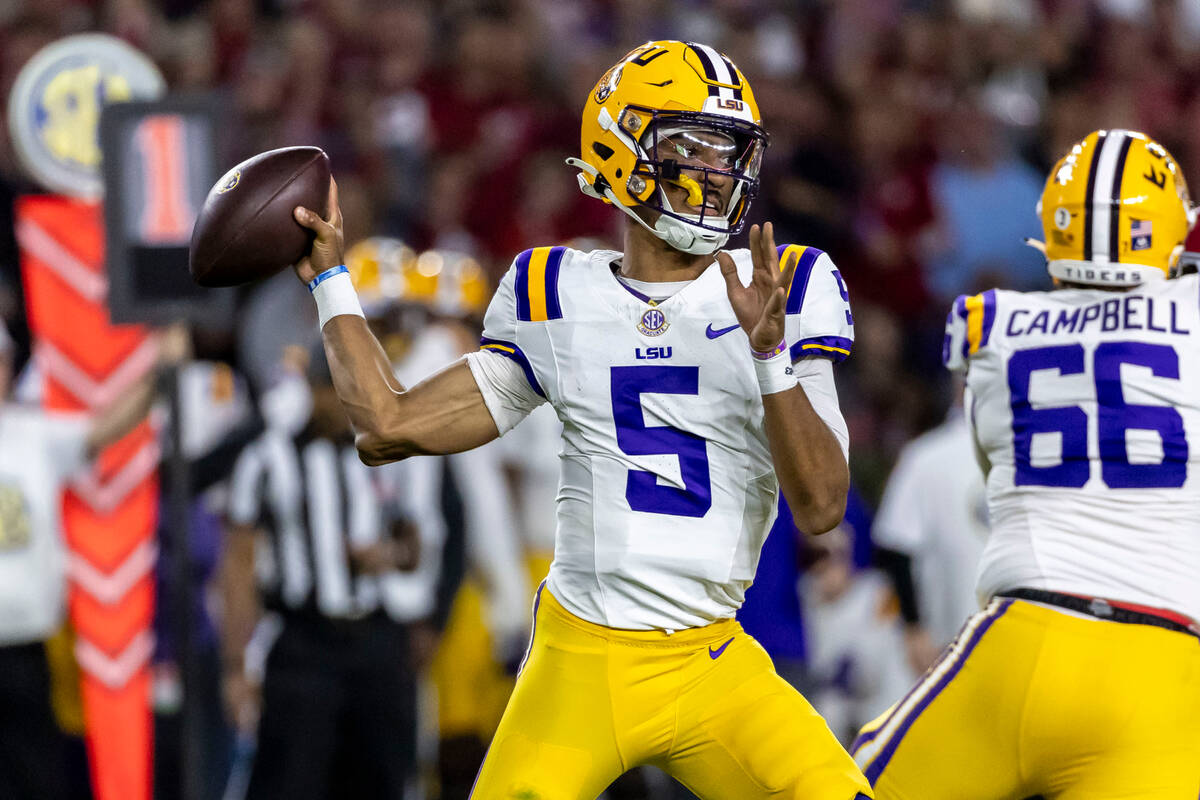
[344,238,531,798]
[294,40,871,798]
[871,377,989,674]
[854,129,1200,798]
[0,321,185,800]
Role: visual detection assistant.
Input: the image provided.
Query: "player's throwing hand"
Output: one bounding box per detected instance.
[292,177,345,283]
[717,222,799,353]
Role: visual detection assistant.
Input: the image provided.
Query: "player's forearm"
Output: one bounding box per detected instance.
[320,314,412,460]
[762,385,849,534]
[322,317,501,464]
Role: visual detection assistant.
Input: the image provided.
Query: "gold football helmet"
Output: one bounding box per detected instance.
[566,40,768,255]
[344,237,415,318]
[1033,129,1196,286]
[407,249,490,319]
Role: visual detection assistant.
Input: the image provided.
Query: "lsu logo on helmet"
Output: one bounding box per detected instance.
[1032,129,1197,286]
[566,41,768,256]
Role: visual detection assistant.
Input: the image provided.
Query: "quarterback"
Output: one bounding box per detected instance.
[853,130,1200,798]
[294,41,870,798]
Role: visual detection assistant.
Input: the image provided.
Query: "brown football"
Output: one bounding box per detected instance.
[189,146,331,287]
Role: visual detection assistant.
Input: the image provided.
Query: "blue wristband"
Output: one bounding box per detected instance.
[307,265,348,293]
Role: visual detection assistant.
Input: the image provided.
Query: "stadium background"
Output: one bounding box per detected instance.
[1,0,1199,798]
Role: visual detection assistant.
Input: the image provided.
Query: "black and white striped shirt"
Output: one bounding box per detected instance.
[228,429,437,621]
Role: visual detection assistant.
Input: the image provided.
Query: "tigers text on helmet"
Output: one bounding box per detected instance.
[1032,129,1197,287]
[566,40,768,256]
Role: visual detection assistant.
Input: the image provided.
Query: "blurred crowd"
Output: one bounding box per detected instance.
[0,0,1198,495]
[0,0,1199,798]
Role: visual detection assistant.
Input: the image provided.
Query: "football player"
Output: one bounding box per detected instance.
[852,130,1200,798]
[294,41,870,799]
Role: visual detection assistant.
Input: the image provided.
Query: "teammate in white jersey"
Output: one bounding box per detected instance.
[290,40,870,799]
[854,129,1200,798]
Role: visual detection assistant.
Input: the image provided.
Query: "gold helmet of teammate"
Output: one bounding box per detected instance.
[566,40,768,256]
[1033,129,1197,287]
[344,237,415,318]
[406,249,490,319]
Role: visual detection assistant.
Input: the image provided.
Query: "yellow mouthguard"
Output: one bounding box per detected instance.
[669,173,705,207]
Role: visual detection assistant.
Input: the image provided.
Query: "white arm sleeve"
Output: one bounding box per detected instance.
[793,357,849,463]
[465,350,546,435]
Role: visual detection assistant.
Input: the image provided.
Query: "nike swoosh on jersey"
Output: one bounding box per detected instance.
[705,323,740,339]
[708,637,734,659]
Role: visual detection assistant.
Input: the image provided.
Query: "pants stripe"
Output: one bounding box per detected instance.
[853,598,1012,781]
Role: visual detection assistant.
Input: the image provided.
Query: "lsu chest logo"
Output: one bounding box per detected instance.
[637,307,669,336]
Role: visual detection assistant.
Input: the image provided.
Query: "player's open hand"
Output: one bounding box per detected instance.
[292,177,344,283]
[716,222,797,353]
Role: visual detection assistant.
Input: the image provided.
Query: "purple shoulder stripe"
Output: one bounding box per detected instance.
[979,289,997,350]
[544,246,565,320]
[479,336,546,398]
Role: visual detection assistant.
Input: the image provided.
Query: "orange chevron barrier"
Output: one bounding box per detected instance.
[18,195,157,800]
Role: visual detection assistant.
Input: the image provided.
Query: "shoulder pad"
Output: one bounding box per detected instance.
[513,246,568,322]
[942,290,998,372]
[777,244,854,362]
[777,244,826,316]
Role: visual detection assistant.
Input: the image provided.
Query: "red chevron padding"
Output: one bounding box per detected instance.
[18,196,157,800]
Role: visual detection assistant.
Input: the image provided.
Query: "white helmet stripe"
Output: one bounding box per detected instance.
[1089,129,1130,263]
[691,42,736,101]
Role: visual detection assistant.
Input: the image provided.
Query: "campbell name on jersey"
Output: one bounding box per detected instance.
[480,244,853,630]
[944,276,1200,621]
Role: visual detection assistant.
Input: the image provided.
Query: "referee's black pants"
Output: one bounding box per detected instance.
[0,641,69,800]
[247,612,417,800]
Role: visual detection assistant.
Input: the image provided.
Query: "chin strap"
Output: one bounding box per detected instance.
[565,157,726,255]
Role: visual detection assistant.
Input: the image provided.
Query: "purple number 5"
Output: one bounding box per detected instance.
[611,366,712,517]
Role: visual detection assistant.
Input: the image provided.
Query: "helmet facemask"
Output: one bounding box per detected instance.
[626,109,766,254]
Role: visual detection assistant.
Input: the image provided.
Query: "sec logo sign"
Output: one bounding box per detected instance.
[7,34,165,198]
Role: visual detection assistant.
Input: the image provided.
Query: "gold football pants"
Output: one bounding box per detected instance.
[853,598,1200,799]
[469,585,871,800]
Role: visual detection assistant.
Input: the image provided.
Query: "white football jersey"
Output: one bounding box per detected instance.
[471,245,854,630]
[944,276,1200,621]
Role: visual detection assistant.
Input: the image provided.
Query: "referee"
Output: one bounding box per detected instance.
[220,349,426,800]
